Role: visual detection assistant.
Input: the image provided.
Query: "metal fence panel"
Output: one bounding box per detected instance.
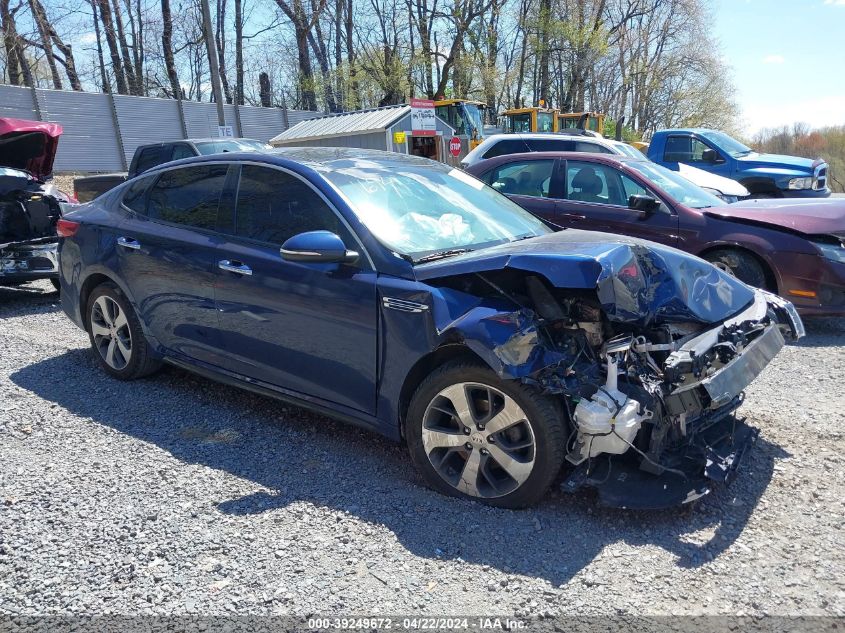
[0,85,38,120]
[114,94,185,165]
[1,84,319,173]
[37,88,124,173]
[238,105,286,142]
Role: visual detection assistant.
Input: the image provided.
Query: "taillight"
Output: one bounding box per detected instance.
[56,218,80,237]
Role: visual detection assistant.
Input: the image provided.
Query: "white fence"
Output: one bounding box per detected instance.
[0,84,317,173]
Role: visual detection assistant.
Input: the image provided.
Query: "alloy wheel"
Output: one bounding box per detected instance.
[90,295,133,371]
[421,382,536,499]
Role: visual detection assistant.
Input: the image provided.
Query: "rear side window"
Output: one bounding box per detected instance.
[146,165,228,230]
[233,165,351,246]
[169,144,195,161]
[574,141,612,154]
[121,175,155,213]
[525,138,575,152]
[134,146,167,174]
[482,139,529,159]
[483,159,555,198]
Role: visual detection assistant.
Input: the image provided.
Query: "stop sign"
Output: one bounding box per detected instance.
[449,137,462,157]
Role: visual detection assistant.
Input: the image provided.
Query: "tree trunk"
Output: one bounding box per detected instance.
[234,0,244,104]
[259,71,272,107]
[344,0,357,108]
[160,0,180,98]
[274,0,321,111]
[216,0,233,103]
[536,0,551,104]
[200,0,225,123]
[97,0,128,94]
[110,0,138,94]
[1,0,23,85]
[307,0,336,112]
[28,0,62,89]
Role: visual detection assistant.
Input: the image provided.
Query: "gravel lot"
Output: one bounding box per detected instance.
[1,280,844,618]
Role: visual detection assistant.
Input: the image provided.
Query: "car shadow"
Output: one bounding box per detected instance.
[11,349,786,587]
[792,317,845,348]
[0,282,61,314]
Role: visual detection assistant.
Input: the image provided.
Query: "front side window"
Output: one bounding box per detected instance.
[664,135,712,163]
[536,112,554,132]
[565,161,653,207]
[624,160,727,209]
[484,160,555,198]
[170,144,195,161]
[234,165,350,246]
[508,114,532,133]
[135,146,166,174]
[320,161,550,260]
[147,164,228,230]
[482,139,529,159]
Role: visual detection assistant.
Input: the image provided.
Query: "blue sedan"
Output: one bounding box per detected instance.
[56,148,802,509]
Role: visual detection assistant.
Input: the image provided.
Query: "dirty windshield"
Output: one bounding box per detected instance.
[322,162,550,261]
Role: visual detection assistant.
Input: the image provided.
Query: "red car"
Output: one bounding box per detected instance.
[465,152,845,316]
[0,117,73,288]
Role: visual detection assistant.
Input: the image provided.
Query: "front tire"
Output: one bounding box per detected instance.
[406,361,566,508]
[704,248,769,290]
[86,282,161,380]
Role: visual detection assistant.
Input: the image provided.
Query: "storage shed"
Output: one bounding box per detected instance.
[269,104,457,164]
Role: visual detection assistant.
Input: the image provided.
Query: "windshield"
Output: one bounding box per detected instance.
[699,131,752,157]
[195,139,270,155]
[320,161,551,260]
[625,160,727,209]
[459,103,484,141]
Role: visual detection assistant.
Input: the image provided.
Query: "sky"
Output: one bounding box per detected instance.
[713,0,845,133]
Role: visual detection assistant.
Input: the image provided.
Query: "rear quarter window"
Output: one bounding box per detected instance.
[121,175,156,214]
[146,164,229,231]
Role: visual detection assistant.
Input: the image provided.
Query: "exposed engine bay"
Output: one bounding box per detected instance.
[0,167,64,283]
[426,263,804,508]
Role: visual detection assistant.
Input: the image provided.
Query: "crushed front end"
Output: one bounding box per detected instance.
[421,234,804,509]
[0,167,63,284]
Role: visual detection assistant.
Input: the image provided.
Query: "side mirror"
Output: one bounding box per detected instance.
[701,148,722,164]
[280,230,359,264]
[628,194,660,216]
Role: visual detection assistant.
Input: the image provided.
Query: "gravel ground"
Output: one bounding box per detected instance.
[1,279,844,618]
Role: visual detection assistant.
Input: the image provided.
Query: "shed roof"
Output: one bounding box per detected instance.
[270,105,411,145]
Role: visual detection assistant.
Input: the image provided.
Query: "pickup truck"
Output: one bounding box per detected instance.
[73,137,269,202]
[648,128,830,199]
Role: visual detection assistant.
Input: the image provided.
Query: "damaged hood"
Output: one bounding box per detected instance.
[415,230,756,326]
[706,197,845,236]
[0,117,62,180]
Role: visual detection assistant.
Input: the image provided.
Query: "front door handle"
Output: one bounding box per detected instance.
[559,213,586,221]
[218,259,253,276]
[117,236,141,250]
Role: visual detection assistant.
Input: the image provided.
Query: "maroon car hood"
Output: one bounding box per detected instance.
[0,117,62,180]
[704,198,845,236]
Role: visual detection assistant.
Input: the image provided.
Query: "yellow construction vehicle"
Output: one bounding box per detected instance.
[558,111,605,135]
[433,99,487,152]
[501,107,559,133]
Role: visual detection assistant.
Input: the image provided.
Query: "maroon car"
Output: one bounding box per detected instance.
[465,152,845,316]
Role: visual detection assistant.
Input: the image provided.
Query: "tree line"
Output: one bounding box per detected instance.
[1,0,738,136]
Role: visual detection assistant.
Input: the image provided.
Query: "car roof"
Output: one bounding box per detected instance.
[140,146,440,174]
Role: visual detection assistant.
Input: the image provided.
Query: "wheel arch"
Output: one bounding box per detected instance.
[397,343,487,441]
[698,243,780,293]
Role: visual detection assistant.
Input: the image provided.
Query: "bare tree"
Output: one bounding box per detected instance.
[273,0,327,110]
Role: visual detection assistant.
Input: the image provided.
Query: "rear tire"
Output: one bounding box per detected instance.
[86,282,161,380]
[704,248,769,290]
[406,361,566,508]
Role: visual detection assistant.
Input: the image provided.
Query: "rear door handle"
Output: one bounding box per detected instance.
[218,259,252,276]
[559,213,586,221]
[117,236,141,250]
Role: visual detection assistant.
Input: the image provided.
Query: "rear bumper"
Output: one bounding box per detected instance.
[0,239,58,283]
